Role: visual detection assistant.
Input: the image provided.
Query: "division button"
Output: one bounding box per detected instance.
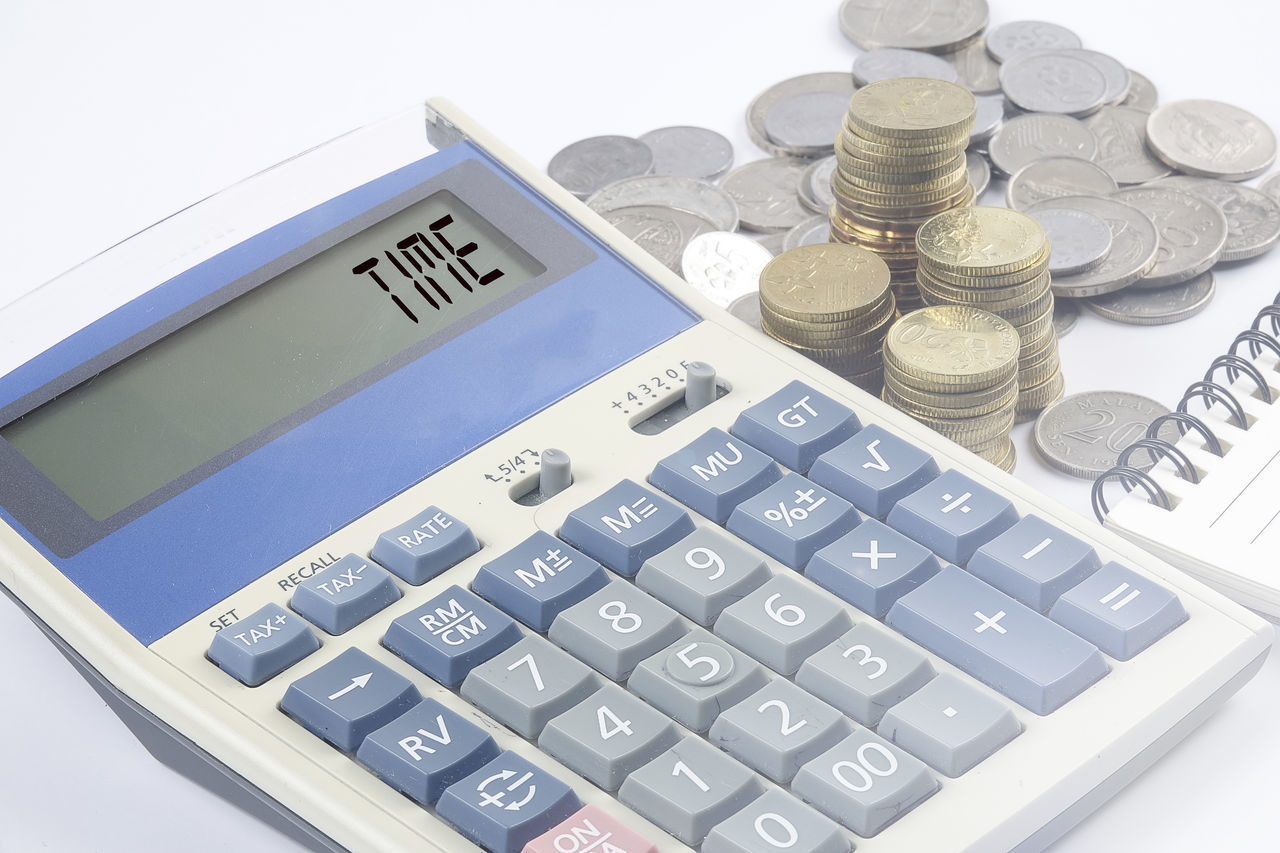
[436,750,582,853]
[383,585,521,688]
[650,427,782,523]
[730,380,861,474]
[371,506,480,584]
[471,531,609,632]
[1049,562,1188,660]
[208,603,319,687]
[356,698,500,806]
[290,553,401,635]
[886,470,1018,565]
[280,647,421,752]
[878,673,1021,777]
[560,480,696,577]
[809,424,940,519]
[967,515,1101,612]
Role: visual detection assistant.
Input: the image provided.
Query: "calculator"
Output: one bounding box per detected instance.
[0,99,1270,853]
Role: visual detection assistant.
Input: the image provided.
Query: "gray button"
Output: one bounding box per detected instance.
[559,479,695,577]
[461,635,599,738]
[730,380,861,473]
[879,672,1021,778]
[804,518,941,619]
[208,603,320,687]
[967,515,1101,612]
[709,680,851,783]
[280,647,421,751]
[715,574,852,675]
[792,729,938,838]
[636,527,772,626]
[649,427,783,523]
[370,506,480,584]
[1050,561,1188,660]
[548,580,685,680]
[539,684,680,791]
[726,473,861,570]
[809,423,939,519]
[703,789,851,853]
[795,623,935,726]
[887,565,1109,715]
[290,553,401,635]
[619,736,764,846]
[886,470,1018,565]
[628,628,769,733]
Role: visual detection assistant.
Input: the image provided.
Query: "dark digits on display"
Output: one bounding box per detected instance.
[351,213,504,323]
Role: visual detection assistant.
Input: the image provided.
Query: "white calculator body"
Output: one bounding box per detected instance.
[0,100,1270,853]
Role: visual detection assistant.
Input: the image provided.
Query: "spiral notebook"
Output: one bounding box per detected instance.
[1095,297,1280,620]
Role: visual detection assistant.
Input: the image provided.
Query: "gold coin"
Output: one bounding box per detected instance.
[883,305,1021,391]
[916,207,1050,278]
[758,244,891,323]
[883,369,1020,415]
[847,78,977,141]
[917,253,1050,290]
[837,153,968,187]
[1016,370,1066,418]
[916,269,1051,308]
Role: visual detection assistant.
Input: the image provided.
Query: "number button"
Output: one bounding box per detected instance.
[539,685,680,791]
[792,729,938,837]
[715,575,852,675]
[710,680,851,783]
[795,624,936,727]
[460,636,600,738]
[629,629,770,733]
[703,789,850,853]
[619,736,764,845]
[548,581,684,680]
[636,528,772,626]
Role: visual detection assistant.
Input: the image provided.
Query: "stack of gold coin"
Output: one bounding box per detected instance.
[829,77,978,313]
[914,206,1065,422]
[883,305,1021,471]
[758,243,896,394]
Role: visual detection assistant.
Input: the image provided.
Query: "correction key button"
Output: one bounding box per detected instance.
[887,565,1109,715]
[886,469,1018,565]
[730,380,861,474]
[208,603,319,687]
[560,480,695,577]
[371,506,480,584]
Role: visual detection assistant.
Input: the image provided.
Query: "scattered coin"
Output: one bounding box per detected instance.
[1155,176,1280,262]
[782,215,830,251]
[985,21,1082,63]
[754,231,789,255]
[1006,156,1118,210]
[970,95,1006,146]
[1083,270,1215,325]
[547,136,654,199]
[1053,298,1080,336]
[1261,173,1280,204]
[1068,49,1132,106]
[1146,99,1278,181]
[838,0,989,53]
[942,38,1002,94]
[1027,207,1113,275]
[638,126,734,181]
[601,205,717,272]
[987,113,1099,176]
[852,48,960,86]
[1111,186,1229,288]
[1119,70,1158,112]
[727,292,763,330]
[1028,195,1159,297]
[967,151,991,196]
[1034,391,1171,479]
[999,50,1108,117]
[1083,106,1172,185]
[680,231,775,308]
[746,73,856,158]
[799,156,837,214]
[587,175,739,231]
[721,158,813,233]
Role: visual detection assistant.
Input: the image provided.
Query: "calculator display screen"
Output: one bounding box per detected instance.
[0,190,545,521]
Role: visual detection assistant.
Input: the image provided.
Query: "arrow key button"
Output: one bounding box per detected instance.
[280,647,422,751]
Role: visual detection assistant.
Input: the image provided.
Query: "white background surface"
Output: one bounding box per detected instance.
[2,1,1279,850]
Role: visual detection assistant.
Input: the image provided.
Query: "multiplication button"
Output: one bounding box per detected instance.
[805,518,941,619]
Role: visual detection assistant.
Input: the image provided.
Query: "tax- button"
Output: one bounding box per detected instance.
[280,647,421,751]
[371,506,479,584]
[290,553,401,634]
[208,603,319,687]
[730,380,860,474]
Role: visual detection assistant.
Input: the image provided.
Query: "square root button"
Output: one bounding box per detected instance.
[730,380,860,474]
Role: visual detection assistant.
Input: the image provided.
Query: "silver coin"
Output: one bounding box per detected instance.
[970,95,1006,146]
[547,136,653,199]
[1110,186,1229,288]
[838,0,989,53]
[942,38,1002,94]
[782,215,832,251]
[799,156,837,214]
[1155,176,1280,262]
[988,113,1099,176]
[1027,195,1159,297]
[722,158,813,233]
[764,91,851,154]
[587,175,739,232]
[1146,99,1279,181]
[985,20,1082,63]
[1120,70,1158,112]
[1034,391,1170,479]
[1053,298,1080,337]
[754,231,789,255]
[1084,106,1173,185]
[637,126,734,182]
[966,150,991,197]
[727,293,763,330]
[1028,207,1114,275]
[680,231,775,308]
[1262,173,1280,204]
[602,206,717,272]
[852,48,959,86]
[1084,270,1215,325]
[1065,49,1131,106]
[747,73,855,158]
[1006,156,1118,210]
[999,50,1108,117]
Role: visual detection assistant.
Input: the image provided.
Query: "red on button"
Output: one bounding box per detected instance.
[522,804,657,853]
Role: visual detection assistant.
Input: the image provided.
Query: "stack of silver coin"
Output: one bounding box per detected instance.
[913,206,1064,422]
[757,244,896,395]
[829,77,978,314]
[883,305,1021,471]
